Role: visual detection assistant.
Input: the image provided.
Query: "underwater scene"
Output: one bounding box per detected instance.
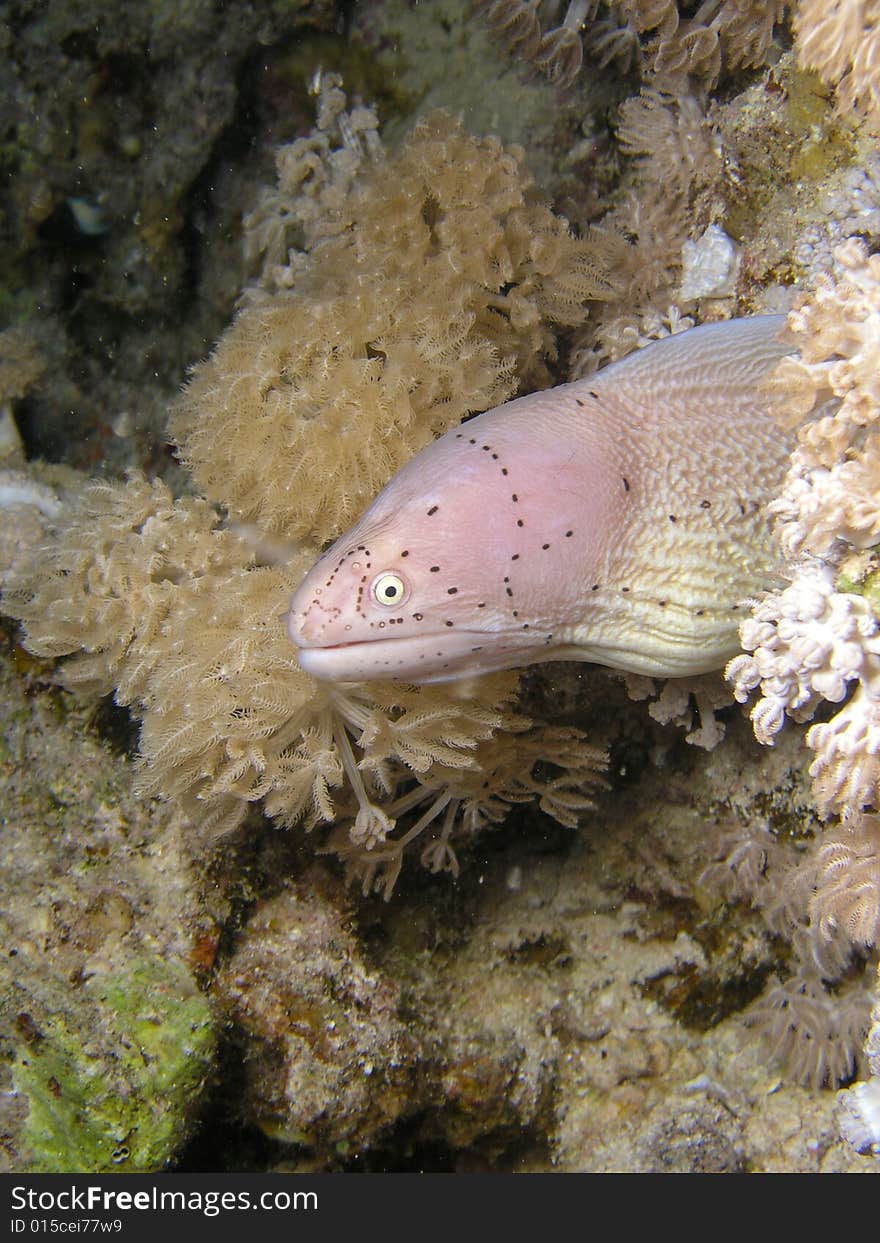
[1,0,879,1172]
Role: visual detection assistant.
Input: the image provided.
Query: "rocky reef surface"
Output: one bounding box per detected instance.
[1,635,872,1171]
[0,639,215,1171]
[2,0,880,1172]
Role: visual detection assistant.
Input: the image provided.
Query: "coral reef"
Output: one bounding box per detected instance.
[477,0,879,134]
[206,705,874,1171]
[12,957,214,1174]
[724,242,880,1102]
[476,1,788,94]
[0,326,44,471]
[570,87,725,373]
[0,331,83,589]
[173,105,613,545]
[0,327,44,411]
[350,0,620,202]
[728,559,880,819]
[794,0,880,129]
[2,0,334,307]
[5,0,880,1174]
[766,240,880,560]
[2,103,609,896]
[241,74,384,297]
[0,646,215,1172]
[727,240,880,824]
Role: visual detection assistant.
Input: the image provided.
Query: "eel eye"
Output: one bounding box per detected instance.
[371,571,409,608]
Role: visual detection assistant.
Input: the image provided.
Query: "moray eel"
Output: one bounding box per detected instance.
[288,316,795,684]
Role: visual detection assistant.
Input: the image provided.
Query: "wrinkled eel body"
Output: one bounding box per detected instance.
[288,316,795,684]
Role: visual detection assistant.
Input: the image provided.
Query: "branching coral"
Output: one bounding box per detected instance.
[697,227,880,1106]
[727,240,880,824]
[727,540,880,830]
[727,562,880,741]
[766,240,880,559]
[718,239,880,1094]
[2,96,608,893]
[624,672,732,748]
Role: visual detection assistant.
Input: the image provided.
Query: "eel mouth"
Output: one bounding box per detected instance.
[292,630,526,684]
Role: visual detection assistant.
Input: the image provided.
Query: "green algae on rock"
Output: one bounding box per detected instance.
[0,647,216,1173]
[10,955,214,1173]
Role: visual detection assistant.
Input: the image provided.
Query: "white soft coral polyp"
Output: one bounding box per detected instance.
[727,560,880,764]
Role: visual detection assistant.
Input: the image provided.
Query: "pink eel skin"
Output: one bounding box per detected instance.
[287,315,795,685]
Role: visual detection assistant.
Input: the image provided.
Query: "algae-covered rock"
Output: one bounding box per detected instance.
[0,643,217,1171]
[8,955,214,1172]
